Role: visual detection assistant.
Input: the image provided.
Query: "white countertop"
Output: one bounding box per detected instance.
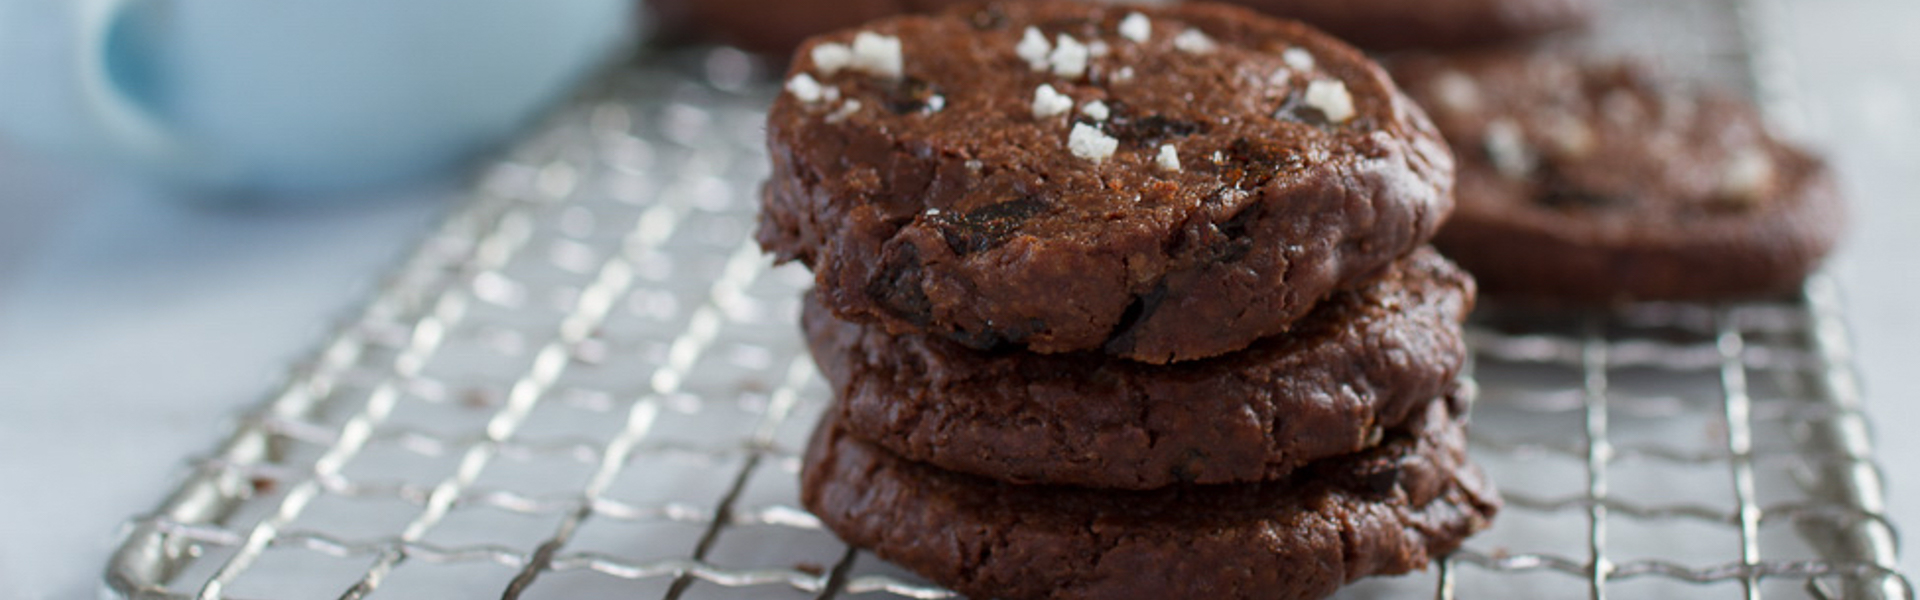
[1,2,1915,598]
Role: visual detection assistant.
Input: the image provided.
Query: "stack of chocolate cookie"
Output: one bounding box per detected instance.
[757,2,1501,598]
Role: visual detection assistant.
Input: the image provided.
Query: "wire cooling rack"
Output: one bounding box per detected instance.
[106,0,1910,598]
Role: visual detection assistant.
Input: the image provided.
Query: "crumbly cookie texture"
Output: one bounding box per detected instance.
[760,1,1454,362]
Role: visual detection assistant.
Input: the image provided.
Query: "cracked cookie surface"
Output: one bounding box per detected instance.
[759,0,1454,363]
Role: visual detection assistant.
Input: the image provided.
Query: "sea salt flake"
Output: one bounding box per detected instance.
[1113,67,1136,82]
[1017,27,1053,71]
[926,95,947,113]
[1433,70,1481,113]
[1545,112,1595,157]
[1119,12,1152,42]
[1033,84,1073,119]
[1051,34,1090,79]
[1082,100,1111,121]
[851,32,904,79]
[1156,144,1182,172]
[786,74,828,104]
[1484,118,1535,179]
[1174,29,1216,54]
[827,99,863,123]
[1069,123,1119,163]
[1718,147,1776,203]
[812,43,853,75]
[1268,68,1292,86]
[1304,79,1355,123]
[1283,47,1315,71]
[1088,41,1111,57]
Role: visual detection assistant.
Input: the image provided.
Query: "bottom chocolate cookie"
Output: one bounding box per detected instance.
[801,391,1500,600]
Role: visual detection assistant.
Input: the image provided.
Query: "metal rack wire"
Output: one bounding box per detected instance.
[105,0,1909,598]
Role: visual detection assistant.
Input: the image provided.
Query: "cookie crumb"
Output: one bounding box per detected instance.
[1304,80,1356,123]
[1069,123,1119,163]
[1174,29,1216,54]
[1033,84,1073,119]
[786,74,828,104]
[852,32,905,79]
[812,43,853,75]
[1484,118,1536,178]
[827,99,864,123]
[1051,34,1091,78]
[1018,27,1052,71]
[1156,144,1181,172]
[1283,47,1316,71]
[1082,100,1111,121]
[1119,12,1152,42]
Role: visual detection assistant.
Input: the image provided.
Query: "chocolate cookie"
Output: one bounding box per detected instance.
[759,1,1454,363]
[809,247,1473,489]
[1391,52,1844,303]
[1215,0,1594,51]
[802,391,1499,600]
[649,0,974,56]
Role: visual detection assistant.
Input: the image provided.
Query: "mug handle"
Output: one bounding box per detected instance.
[73,0,186,168]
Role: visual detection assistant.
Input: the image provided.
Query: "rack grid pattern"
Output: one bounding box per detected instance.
[107,0,1909,598]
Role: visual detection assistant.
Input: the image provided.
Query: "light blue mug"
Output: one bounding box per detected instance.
[0,0,637,195]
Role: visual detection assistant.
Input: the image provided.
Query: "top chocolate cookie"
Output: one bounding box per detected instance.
[759,1,1454,363]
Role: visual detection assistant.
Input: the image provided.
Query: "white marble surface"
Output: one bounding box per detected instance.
[0,2,1914,598]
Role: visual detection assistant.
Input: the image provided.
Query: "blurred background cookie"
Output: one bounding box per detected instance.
[1392,51,1845,303]
[649,0,974,56]
[1216,0,1595,50]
